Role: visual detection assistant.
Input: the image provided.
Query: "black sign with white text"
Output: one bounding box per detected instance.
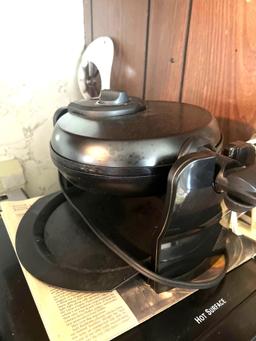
[115,259,256,341]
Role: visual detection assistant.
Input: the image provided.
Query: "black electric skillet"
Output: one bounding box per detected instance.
[16,90,256,292]
[50,90,222,196]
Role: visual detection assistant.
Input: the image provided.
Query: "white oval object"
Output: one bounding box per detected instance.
[77,37,114,99]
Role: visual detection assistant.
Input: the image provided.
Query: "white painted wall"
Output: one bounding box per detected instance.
[0,0,84,196]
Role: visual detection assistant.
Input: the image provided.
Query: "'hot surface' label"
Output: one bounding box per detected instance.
[194,298,227,325]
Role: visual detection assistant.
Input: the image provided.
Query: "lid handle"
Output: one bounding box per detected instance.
[97,90,129,106]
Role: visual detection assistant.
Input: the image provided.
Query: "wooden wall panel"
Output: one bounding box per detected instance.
[145,0,191,101]
[83,0,92,44]
[182,0,256,142]
[91,0,149,97]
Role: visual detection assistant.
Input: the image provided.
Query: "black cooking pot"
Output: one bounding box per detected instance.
[50,90,222,195]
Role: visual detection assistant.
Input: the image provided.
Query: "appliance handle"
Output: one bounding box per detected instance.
[215,141,256,212]
[53,107,68,125]
[216,163,256,212]
[59,173,228,290]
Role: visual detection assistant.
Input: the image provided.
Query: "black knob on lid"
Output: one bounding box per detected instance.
[68,89,146,118]
[98,90,129,105]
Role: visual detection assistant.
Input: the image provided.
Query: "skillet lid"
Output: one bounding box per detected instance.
[51,90,222,169]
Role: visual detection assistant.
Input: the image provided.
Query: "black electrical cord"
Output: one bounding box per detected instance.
[59,175,229,290]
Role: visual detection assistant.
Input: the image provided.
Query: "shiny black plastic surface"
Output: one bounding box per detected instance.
[15,192,138,291]
[68,91,146,118]
[16,150,225,293]
[216,141,256,212]
[51,101,221,171]
[152,151,224,287]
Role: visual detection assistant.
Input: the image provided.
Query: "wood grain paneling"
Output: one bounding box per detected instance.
[92,0,149,97]
[83,0,92,44]
[145,0,191,101]
[182,0,256,142]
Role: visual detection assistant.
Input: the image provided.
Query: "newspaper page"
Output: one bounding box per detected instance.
[1,199,138,341]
